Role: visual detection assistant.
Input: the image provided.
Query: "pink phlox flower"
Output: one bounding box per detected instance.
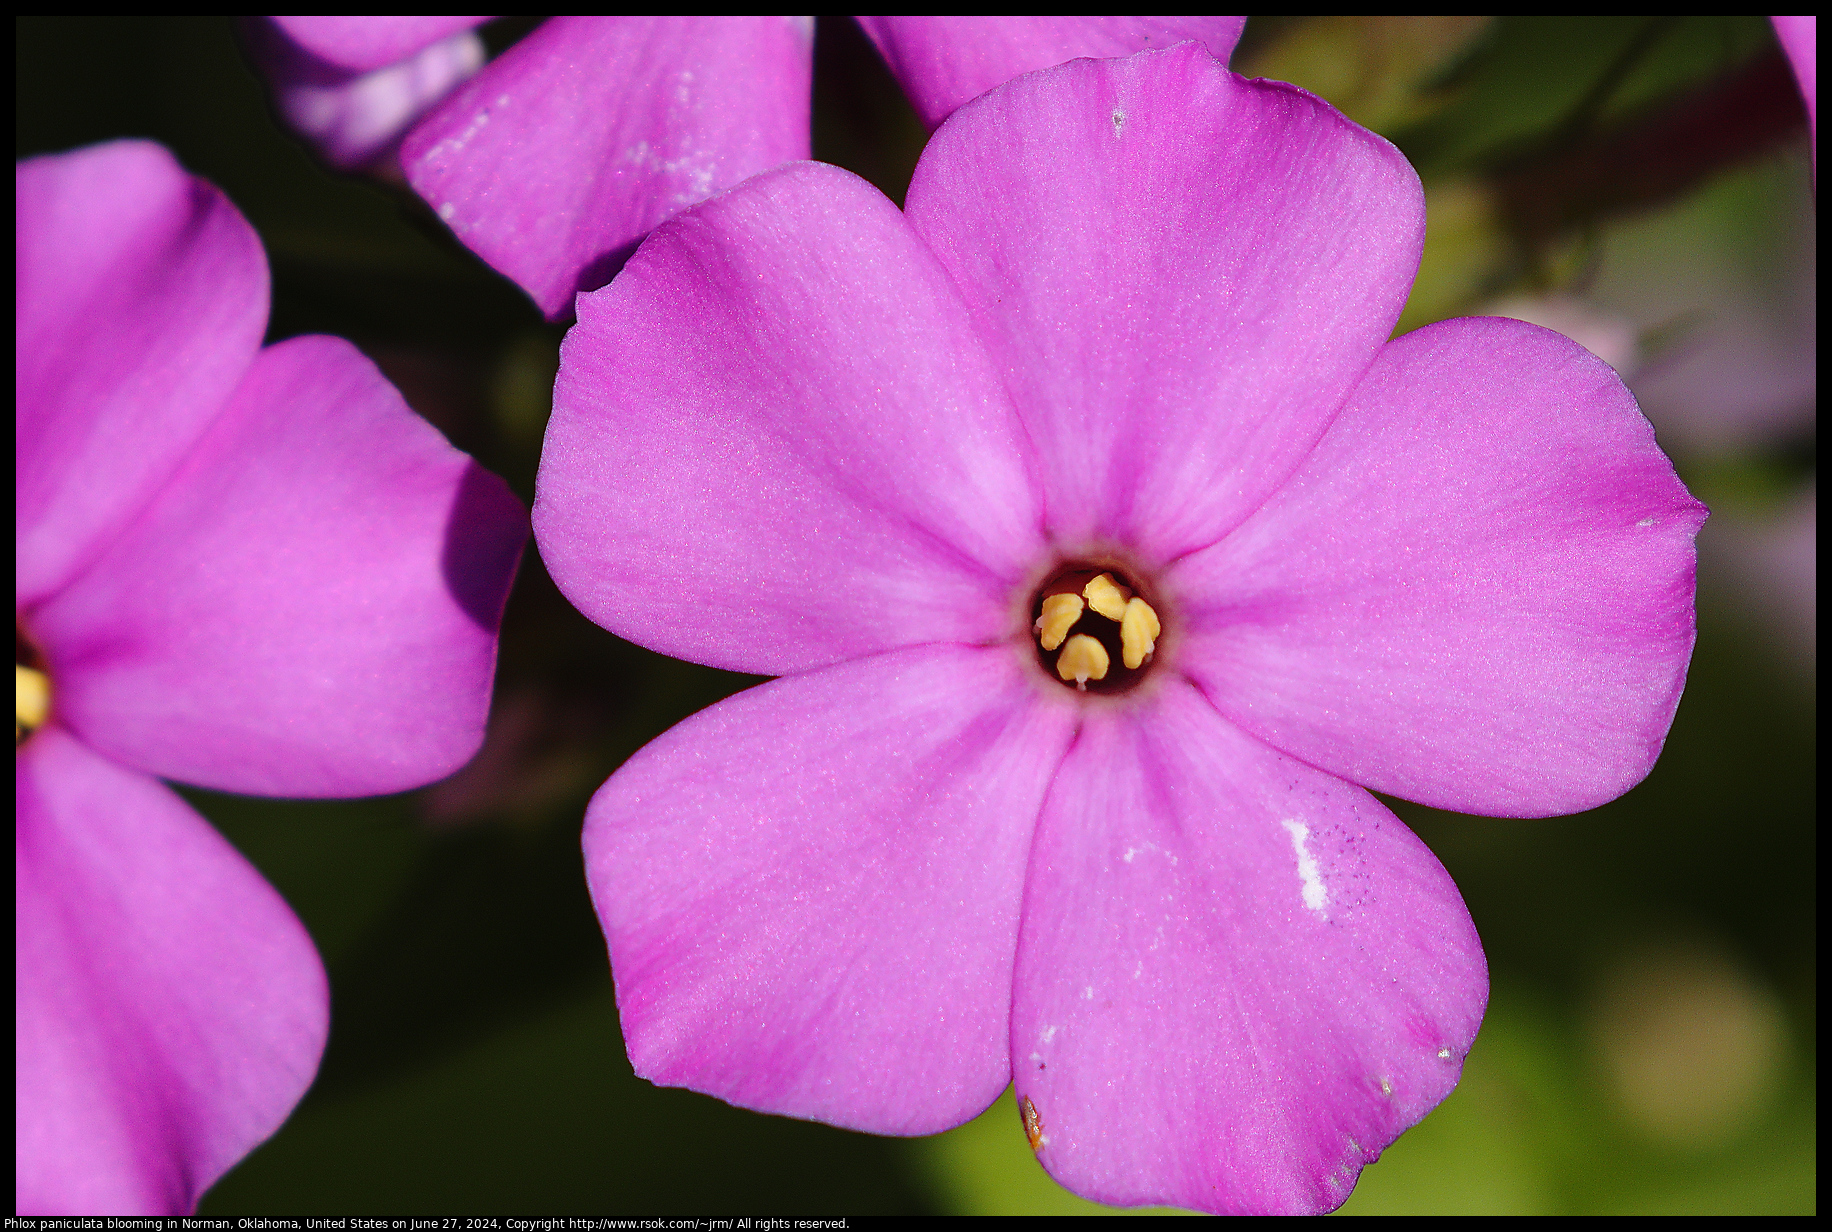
[15,140,528,1215]
[533,45,1706,1214]
[249,16,1246,319]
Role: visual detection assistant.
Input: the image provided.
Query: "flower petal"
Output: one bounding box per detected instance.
[17,141,268,606]
[1012,682,1484,1214]
[859,17,1245,128]
[537,161,1043,676]
[1171,317,1705,818]
[265,16,495,73]
[904,44,1423,562]
[1770,17,1815,139]
[587,644,1074,1135]
[402,15,815,319]
[247,19,487,171]
[28,335,527,799]
[16,727,327,1215]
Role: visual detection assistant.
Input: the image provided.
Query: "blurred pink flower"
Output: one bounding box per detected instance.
[249,16,1245,318]
[15,140,527,1214]
[244,15,491,172]
[535,47,1703,1212]
[1481,295,1642,377]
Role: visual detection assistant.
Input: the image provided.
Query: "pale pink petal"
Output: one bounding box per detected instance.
[247,19,487,171]
[17,141,267,606]
[587,645,1075,1135]
[1012,683,1484,1214]
[859,16,1245,127]
[403,15,815,319]
[905,44,1423,561]
[537,161,1043,677]
[267,15,494,73]
[16,728,327,1215]
[1171,317,1705,818]
[28,335,527,799]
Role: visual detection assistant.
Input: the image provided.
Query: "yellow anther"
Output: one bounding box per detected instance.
[17,665,50,743]
[1055,634,1110,690]
[1034,593,1085,651]
[1082,573,1129,622]
[1120,597,1161,670]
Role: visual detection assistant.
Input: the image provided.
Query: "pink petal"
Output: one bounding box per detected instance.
[1771,16,1815,140]
[266,16,494,73]
[17,141,268,606]
[1012,682,1484,1214]
[28,335,527,799]
[1171,317,1705,818]
[586,644,1075,1135]
[16,727,327,1215]
[247,19,487,171]
[905,44,1424,563]
[859,16,1245,128]
[402,16,815,319]
[537,161,1043,677]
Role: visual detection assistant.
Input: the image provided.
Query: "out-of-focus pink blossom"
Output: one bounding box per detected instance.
[249,16,1245,318]
[1482,295,1643,377]
[15,140,527,1214]
[245,16,491,172]
[534,47,1703,1212]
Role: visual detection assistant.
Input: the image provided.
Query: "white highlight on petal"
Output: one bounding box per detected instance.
[1638,517,1658,527]
[1040,1025,1058,1044]
[1280,818,1328,914]
[621,138,720,207]
[1082,986,1094,1000]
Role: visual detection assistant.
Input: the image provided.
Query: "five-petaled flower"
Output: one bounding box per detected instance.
[534,46,1704,1213]
[15,140,527,1215]
[248,16,1245,319]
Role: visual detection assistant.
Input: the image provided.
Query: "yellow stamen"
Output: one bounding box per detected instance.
[17,664,50,743]
[1034,593,1085,651]
[1120,596,1161,670]
[1082,573,1129,622]
[1056,634,1109,689]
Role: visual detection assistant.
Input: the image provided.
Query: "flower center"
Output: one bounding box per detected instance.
[1030,567,1161,693]
[16,625,50,746]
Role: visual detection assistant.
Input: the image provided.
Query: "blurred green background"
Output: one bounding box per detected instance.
[16,16,1814,1215]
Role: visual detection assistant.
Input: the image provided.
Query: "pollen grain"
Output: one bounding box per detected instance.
[1056,634,1110,689]
[1120,596,1162,669]
[1082,572,1130,621]
[17,665,49,744]
[1035,593,1085,651]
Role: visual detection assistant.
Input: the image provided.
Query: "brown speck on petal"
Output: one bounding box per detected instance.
[1020,1094,1045,1152]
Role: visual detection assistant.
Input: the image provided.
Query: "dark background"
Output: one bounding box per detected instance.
[17,16,1814,1214]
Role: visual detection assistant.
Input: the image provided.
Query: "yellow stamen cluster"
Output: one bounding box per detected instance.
[17,664,49,744]
[1033,572,1161,691]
